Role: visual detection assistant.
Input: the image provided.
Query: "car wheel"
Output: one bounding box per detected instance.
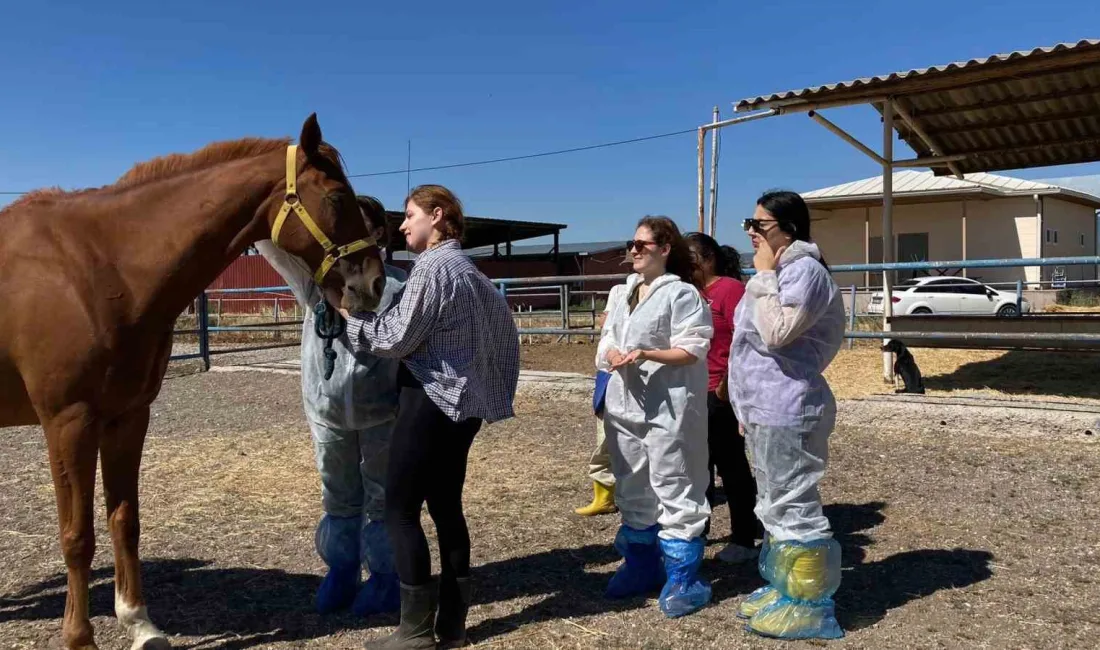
[997,304,1019,317]
[911,307,932,315]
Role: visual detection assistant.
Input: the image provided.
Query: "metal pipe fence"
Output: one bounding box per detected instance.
[171,255,1100,369]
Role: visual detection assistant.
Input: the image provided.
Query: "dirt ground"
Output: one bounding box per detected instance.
[3,347,1100,649]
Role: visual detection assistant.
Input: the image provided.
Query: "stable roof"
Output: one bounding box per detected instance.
[735,39,1100,175]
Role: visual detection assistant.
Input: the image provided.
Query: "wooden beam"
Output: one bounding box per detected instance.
[892,100,965,178]
[951,134,1100,158]
[910,85,1100,120]
[920,106,1100,136]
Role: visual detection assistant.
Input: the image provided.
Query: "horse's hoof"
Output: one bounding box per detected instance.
[133,637,171,650]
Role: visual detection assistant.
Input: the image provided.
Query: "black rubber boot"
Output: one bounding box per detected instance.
[363,581,438,649]
[435,576,473,649]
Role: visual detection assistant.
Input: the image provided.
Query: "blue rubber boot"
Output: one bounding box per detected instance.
[605,524,666,599]
[314,514,361,614]
[746,538,844,640]
[353,520,401,616]
[658,537,712,618]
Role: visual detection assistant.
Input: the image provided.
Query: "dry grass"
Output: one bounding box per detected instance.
[520,340,1100,402]
[3,370,1099,649]
[1044,303,1100,313]
[826,346,1100,401]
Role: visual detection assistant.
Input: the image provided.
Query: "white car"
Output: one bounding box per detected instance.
[867,276,1031,317]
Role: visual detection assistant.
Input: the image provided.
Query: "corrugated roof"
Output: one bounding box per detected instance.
[465,240,627,258]
[803,170,1100,207]
[734,40,1100,175]
[389,240,627,262]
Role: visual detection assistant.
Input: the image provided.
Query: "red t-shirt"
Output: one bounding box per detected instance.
[701,276,746,392]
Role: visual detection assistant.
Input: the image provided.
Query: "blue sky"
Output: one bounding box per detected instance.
[2,1,1098,253]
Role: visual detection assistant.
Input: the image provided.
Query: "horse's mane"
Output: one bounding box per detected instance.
[2,136,349,214]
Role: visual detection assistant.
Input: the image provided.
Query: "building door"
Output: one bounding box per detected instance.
[868,236,883,287]
[897,233,929,282]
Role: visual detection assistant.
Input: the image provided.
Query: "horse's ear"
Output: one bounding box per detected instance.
[299,113,322,155]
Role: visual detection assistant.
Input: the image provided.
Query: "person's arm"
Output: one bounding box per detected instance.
[748,263,832,349]
[610,285,713,370]
[254,240,320,309]
[596,283,627,371]
[344,263,442,358]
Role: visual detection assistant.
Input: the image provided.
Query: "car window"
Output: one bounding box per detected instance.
[959,283,988,295]
[914,279,956,294]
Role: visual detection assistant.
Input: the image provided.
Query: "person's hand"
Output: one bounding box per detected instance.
[738,422,745,437]
[609,349,647,371]
[716,376,729,402]
[753,236,787,273]
[605,349,624,368]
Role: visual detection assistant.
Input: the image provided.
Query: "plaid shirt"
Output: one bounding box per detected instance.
[346,240,520,423]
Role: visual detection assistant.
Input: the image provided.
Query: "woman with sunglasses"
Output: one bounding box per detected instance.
[597,216,714,618]
[730,191,846,640]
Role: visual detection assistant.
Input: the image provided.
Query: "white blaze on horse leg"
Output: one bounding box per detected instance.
[116,590,168,649]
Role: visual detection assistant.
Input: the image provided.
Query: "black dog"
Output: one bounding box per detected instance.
[882,340,925,394]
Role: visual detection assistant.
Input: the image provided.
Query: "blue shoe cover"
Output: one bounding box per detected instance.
[605,524,665,599]
[314,514,361,614]
[352,520,400,616]
[657,537,712,618]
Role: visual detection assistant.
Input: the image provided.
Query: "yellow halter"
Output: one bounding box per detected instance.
[270,145,376,284]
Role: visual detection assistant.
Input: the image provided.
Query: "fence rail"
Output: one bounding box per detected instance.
[171,254,1100,368]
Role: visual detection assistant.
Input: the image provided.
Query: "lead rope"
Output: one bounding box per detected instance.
[312,301,346,381]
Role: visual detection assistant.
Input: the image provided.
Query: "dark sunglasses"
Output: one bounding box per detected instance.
[626,239,658,252]
[742,218,780,233]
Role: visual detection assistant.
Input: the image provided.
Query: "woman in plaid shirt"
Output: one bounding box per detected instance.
[343,185,519,650]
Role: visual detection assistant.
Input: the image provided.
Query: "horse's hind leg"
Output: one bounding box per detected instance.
[44,405,101,650]
[100,406,169,650]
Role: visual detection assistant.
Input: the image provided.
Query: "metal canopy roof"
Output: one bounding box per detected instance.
[734,39,1100,175]
[368,206,567,252]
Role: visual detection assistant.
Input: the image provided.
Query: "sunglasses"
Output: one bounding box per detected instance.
[626,239,658,252]
[742,218,780,233]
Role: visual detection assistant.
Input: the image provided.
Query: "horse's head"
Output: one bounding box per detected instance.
[264,114,386,313]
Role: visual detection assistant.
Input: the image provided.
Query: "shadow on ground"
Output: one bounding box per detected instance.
[0,502,992,646]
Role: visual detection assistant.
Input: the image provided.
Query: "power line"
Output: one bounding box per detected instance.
[0,126,698,194]
[347,127,698,178]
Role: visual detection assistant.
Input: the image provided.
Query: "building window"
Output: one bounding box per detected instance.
[1046,229,1051,243]
[1082,233,1087,247]
[1054,230,1059,244]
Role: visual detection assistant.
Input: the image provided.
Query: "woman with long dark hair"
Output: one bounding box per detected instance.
[730,190,846,640]
[597,215,714,618]
[683,232,762,564]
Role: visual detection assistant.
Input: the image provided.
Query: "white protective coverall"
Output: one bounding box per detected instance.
[596,272,713,540]
[728,239,847,639]
[255,240,407,617]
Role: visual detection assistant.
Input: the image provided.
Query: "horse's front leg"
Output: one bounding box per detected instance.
[101,406,169,649]
[44,405,101,650]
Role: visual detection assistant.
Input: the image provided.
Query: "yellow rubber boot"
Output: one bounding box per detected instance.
[746,539,844,640]
[738,585,780,619]
[574,482,618,516]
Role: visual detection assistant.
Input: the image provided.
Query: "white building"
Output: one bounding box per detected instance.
[804,170,1100,289]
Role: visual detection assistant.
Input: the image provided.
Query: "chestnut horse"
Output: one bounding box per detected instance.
[0,114,386,649]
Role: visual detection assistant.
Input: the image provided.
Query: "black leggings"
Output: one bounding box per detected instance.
[706,392,763,547]
[385,366,482,586]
